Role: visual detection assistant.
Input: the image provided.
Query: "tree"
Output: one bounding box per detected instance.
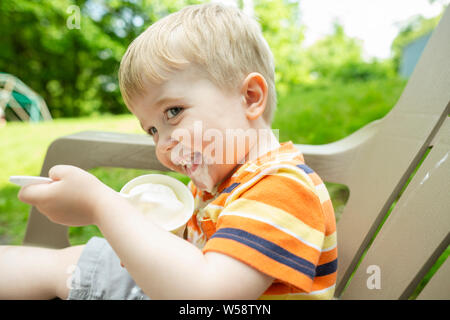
[253,0,306,94]
[0,0,201,118]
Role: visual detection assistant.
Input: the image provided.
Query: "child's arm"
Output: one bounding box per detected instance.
[95,195,273,299]
[18,165,273,299]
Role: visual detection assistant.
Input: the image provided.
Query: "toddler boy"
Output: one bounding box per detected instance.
[0,3,337,300]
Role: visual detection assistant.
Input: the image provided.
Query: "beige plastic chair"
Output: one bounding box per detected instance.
[23,7,450,299]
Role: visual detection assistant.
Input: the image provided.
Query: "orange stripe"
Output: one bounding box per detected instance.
[203,237,314,293]
[322,199,336,234]
[237,167,259,181]
[202,191,216,201]
[216,215,322,263]
[310,273,337,291]
[308,172,323,186]
[187,214,201,234]
[318,247,337,265]
[262,281,295,295]
[210,194,227,207]
[191,186,198,198]
[200,219,216,239]
[240,174,325,232]
[262,270,337,296]
[262,273,337,296]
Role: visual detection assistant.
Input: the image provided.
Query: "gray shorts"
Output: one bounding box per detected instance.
[67,236,150,300]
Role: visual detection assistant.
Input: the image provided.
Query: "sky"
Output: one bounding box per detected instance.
[299,0,449,59]
[217,0,449,60]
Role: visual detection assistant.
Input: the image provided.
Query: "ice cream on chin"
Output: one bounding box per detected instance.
[188,157,216,193]
[175,148,216,193]
[124,182,185,230]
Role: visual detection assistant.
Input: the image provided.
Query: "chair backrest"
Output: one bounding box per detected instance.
[340,118,449,299]
[416,253,450,300]
[298,6,450,299]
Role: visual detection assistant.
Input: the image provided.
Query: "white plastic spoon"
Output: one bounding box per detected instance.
[9,176,53,187]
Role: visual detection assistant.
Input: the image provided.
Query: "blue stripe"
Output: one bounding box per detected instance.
[221,182,240,194]
[315,259,338,277]
[297,164,314,174]
[210,227,316,279]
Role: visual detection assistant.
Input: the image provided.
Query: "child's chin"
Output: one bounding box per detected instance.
[185,160,214,192]
[191,175,217,194]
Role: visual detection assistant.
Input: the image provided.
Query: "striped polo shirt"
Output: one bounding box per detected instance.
[186,141,338,299]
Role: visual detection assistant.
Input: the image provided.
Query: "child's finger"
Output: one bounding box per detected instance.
[18,183,52,205]
[48,164,74,181]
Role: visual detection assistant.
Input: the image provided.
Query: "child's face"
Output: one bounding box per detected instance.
[129,66,253,192]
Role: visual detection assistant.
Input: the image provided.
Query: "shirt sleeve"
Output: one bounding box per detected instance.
[202,172,326,293]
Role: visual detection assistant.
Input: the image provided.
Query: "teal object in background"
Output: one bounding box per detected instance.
[11,91,43,122]
[400,32,432,78]
[0,72,52,123]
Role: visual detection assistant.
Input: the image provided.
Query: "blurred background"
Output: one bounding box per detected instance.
[0,0,448,299]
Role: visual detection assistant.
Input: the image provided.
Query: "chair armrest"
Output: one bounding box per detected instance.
[295,120,381,185]
[23,131,166,248]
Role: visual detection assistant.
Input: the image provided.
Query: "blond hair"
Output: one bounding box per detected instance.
[118,2,277,125]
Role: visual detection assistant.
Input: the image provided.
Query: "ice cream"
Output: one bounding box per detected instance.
[123,182,185,230]
[120,174,194,236]
[172,147,217,193]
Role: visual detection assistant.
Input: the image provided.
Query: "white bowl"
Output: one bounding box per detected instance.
[120,174,194,235]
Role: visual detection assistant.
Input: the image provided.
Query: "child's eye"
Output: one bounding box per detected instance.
[166,106,183,119]
[148,127,157,136]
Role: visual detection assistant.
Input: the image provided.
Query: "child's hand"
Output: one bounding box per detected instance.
[18,165,115,226]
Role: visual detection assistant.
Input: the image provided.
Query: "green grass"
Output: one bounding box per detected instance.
[273,77,407,144]
[0,114,143,245]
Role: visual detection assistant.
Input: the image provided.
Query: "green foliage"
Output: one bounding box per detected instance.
[253,0,307,94]
[304,23,397,85]
[0,0,201,118]
[1,0,404,119]
[333,59,396,83]
[307,24,363,79]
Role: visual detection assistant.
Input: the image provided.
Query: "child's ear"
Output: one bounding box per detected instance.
[240,72,268,121]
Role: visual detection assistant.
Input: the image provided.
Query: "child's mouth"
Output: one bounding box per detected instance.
[180,151,203,176]
[184,163,199,176]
